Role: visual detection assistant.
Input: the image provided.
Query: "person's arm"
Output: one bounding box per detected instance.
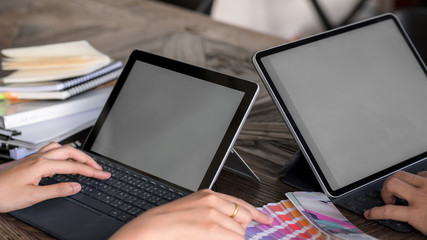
[364,171,427,235]
[0,142,111,213]
[111,189,273,240]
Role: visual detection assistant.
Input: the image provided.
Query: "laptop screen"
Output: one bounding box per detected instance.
[83,50,257,192]
[253,14,427,197]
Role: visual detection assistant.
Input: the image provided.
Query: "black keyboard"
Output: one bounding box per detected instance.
[333,160,427,233]
[40,158,187,223]
[334,186,414,233]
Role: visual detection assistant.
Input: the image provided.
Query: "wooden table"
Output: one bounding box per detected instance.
[0,0,424,239]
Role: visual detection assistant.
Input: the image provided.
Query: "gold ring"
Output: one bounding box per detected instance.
[230,202,239,218]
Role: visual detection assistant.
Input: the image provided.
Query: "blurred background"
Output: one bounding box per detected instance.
[155,0,427,63]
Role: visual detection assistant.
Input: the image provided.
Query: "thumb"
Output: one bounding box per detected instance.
[30,182,81,203]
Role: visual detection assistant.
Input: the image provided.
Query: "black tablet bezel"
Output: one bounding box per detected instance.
[252,13,427,197]
[83,50,259,193]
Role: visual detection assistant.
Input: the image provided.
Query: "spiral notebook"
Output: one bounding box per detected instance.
[1,68,122,100]
[0,60,123,93]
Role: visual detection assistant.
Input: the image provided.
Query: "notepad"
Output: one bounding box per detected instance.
[2,69,121,100]
[0,61,122,93]
[1,40,111,83]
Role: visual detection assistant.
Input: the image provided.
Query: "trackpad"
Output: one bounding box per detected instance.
[13,198,100,235]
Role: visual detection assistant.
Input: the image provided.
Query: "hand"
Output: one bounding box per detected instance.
[364,171,427,235]
[111,189,273,240]
[0,142,111,213]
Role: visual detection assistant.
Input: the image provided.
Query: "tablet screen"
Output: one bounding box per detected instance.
[84,50,259,192]
[255,15,427,195]
[90,60,244,191]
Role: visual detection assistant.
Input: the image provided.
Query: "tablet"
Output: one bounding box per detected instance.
[252,13,427,198]
[84,50,260,192]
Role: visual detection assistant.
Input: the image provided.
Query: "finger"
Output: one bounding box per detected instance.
[42,146,102,170]
[184,190,252,227]
[38,142,63,153]
[37,159,110,180]
[382,173,419,204]
[0,160,20,171]
[215,192,273,225]
[26,182,81,205]
[364,205,410,223]
[195,207,247,236]
[388,171,425,188]
[418,171,427,178]
[225,201,253,227]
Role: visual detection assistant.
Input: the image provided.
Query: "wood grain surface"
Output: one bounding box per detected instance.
[0,0,424,239]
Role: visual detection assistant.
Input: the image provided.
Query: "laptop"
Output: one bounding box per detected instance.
[252,13,427,233]
[10,50,259,239]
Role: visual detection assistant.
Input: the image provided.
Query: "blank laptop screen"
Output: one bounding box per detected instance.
[260,18,427,191]
[90,60,244,191]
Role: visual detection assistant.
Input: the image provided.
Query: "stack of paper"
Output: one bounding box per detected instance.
[2,40,111,82]
[0,41,121,159]
[246,192,378,240]
[0,40,122,100]
[0,87,113,159]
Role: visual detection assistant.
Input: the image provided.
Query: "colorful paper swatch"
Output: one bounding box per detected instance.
[288,192,377,240]
[245,192,377,240]
[245,200,327,240]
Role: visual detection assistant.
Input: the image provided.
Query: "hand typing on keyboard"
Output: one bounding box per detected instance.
[0,142,272,240]
[364,171,427,235]
[110,189,273,240]
[0,142,111,213]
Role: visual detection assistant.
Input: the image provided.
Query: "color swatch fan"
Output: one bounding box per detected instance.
[246,192,377,240]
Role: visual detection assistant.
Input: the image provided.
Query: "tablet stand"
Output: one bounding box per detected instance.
[223,148,260,181]
[277,149,322,191]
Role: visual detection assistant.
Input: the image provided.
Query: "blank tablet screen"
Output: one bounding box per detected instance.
[90,60,245,191]
[260,18,427,191]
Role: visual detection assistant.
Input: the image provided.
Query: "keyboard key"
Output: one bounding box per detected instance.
[84,187,97,197]
[365,191,378,198]
[112,172,124,179]
[93,192,107,201]
[127,206,143,216]
[112,181,126,189]
[101,195,115,204]
[110,199,124,208]
[123,195,138,204]
[108,209,122,217]
[116,192,129,200]
[344,201,358,209]
[142,202,156,211]
[129,188,143,197]
[117,212,132,222]
[122,185,135,192]
[108,188,121,196]
[133,199,149,208]
[136,181,150,189]
[138,191,153,200]
[98,184,112,193]
[118,203,133,212]
[147,195,161,205]
[163,192,180,201]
